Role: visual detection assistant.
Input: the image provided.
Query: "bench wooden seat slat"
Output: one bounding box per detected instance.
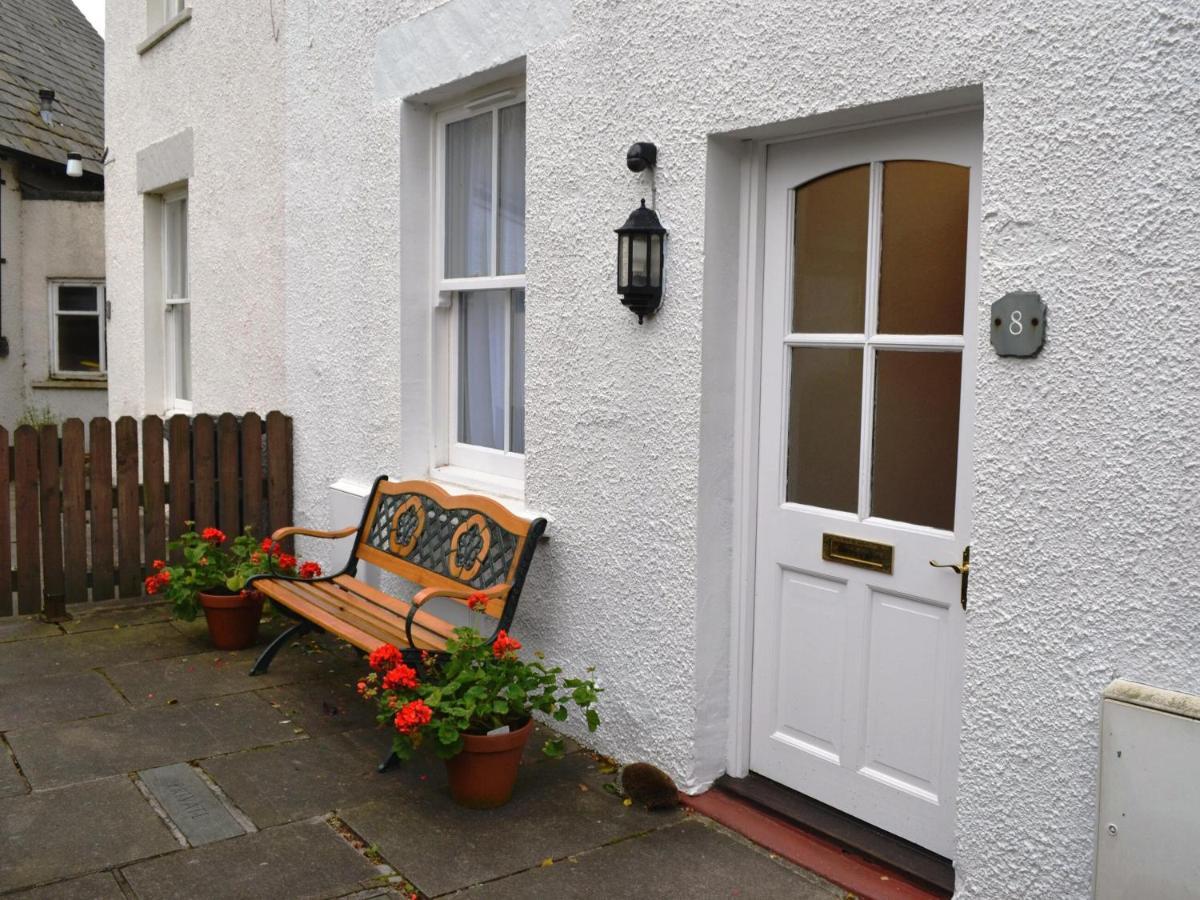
[246,478,547,673]
[282,579,447,651]
[322,578,461,642]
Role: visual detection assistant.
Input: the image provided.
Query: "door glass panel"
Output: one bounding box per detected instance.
[871,350,961,529]
[787,347,862,512]
[877,161,969,335]
[792,165,869,333]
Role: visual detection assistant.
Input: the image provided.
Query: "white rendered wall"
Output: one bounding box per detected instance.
[105,2,1200,896]
[104,2,286,418]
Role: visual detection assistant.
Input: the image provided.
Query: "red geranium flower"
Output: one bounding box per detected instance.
[278,553,297,570]
[298,561,322,579]
[157,569,171,583]
[201,527,226,545]
[368,644,404,673]
[393,699,433,734]
[152,559,165,571]
[466,591,489,611]
[491,630,522,659]
[382,663,419,691]
[144,574,160,595]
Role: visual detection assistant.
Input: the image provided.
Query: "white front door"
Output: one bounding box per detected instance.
[749,110,981,858]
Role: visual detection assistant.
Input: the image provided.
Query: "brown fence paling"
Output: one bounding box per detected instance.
[1,412,293,617]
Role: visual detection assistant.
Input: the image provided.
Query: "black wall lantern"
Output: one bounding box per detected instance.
[616,143,666,324]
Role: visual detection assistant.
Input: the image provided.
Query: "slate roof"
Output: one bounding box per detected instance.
[0,0,104,175]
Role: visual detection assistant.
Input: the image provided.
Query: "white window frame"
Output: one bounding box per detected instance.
[48,280,107,380]
[432,84,527,485]
[162,188,192,415]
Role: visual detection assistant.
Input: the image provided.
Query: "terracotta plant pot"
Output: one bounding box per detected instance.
[444,718,534,809]
[198,590,264,651]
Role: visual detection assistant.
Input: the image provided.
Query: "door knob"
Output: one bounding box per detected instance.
[929,546,970,610]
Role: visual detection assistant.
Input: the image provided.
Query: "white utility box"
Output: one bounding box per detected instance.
[1094,679,1200,898]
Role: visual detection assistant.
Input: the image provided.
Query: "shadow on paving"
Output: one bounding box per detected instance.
[0,600,843,899]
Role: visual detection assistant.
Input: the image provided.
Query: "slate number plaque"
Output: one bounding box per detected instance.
[991,291,1046,357]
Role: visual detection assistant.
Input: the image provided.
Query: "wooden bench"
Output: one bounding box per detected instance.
[245,477,547,676]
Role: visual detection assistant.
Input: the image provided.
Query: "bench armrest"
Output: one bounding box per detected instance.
[405,583,511,649]
[270,525,358,542]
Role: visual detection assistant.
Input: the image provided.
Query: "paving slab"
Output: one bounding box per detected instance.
[0,776,179,892]
[120,818,382,900]
[201,730,429,828]
[0,740,28,797]
[340,752,683,898]
[0,623,194,685]
[104,645,331,709]
[140,763,247,846]
[0,615,61,643]
[3,871,126,899]
[256,677,377,738]
[456,817,842,899]
[60,602,171,633]
[7,692,303,790]
[0,670,128,731]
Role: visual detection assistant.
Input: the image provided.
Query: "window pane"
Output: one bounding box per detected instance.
[877,161,969,335]
[170,304,192,402]
[792,166,869,333]
[57,316,101,372]
[510,290,525,453]
[871,350,961,529]
[497,103,525,276]
[57,285,97,312]
[786,347,862,512]
[444,112,493,278]
[165,198,188,300]
[458,290,507,450]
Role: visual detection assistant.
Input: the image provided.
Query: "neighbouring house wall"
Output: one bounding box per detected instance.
[0,157,106,427]
[105,1,1200,896]
[104,2,285,418]
[19,196,107,422]
[0,159,25,425]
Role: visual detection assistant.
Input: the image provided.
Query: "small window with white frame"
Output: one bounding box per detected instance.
[435,86,526,483]
[49,281,106,379]
[162,189,191,413]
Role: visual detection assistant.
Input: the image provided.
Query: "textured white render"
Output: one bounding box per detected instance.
[104,3,286,417]
[105,1,1200,896]
[0,159,106,425]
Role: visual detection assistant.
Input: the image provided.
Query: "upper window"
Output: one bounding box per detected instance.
[163,190,191,413]
[436,89,526,481]
[49,281,106,379]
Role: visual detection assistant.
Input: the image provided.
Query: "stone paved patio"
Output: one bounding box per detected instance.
[0,600,848,899]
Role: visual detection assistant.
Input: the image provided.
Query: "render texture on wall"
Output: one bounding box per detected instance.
[104,1,1200,896]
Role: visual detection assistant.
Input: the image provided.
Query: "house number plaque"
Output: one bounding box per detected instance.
[822,533,893,574]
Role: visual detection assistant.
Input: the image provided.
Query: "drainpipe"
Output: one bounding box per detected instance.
[0,167,8,357]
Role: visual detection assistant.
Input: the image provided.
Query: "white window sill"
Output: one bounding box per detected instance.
[138,8,192,55]
[430,465,552,532]
[32,378,107,391]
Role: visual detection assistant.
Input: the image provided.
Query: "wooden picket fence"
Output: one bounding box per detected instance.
[0,411,293,618]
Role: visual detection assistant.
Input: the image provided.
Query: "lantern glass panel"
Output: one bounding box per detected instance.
[618,234,630,289]
[631,234,649,287]
[649,234,662,287]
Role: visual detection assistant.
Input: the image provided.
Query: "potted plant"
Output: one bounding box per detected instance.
[146,525,323,650]
[360,608,601,809]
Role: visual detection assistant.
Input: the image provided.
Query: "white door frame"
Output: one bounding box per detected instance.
[725,102,984,782]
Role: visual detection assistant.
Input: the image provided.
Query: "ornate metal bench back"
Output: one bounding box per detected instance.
[353,478,546,630]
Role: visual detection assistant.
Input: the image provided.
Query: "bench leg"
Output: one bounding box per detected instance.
[249,620,313,676]
[378,749,400,773]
